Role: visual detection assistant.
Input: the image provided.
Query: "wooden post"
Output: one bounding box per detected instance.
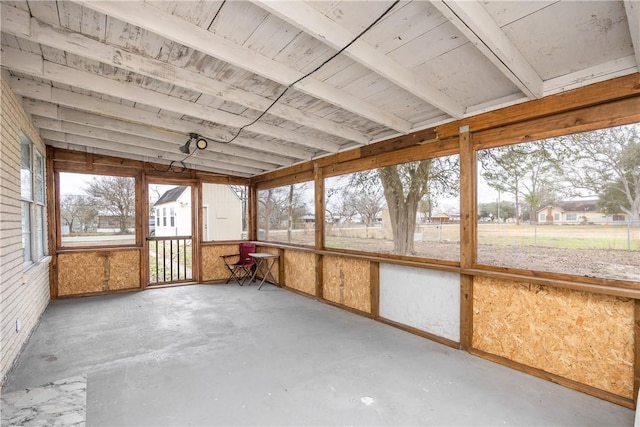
[249,184,257,241]
[315,254,323,300]
[314,163,324,250]
[370,261,379,319]
[46,146,58,299]
[459,126,476,350]
[314,164,324,299]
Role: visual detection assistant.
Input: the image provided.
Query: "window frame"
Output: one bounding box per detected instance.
[20,132,47,268]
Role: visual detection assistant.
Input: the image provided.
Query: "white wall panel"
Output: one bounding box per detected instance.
[379,263,460,342]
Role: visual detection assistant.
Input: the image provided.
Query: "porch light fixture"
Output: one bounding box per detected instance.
[179,133,208,154]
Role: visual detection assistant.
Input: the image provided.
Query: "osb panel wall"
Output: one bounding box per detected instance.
[283,250,316,295]
[473,276,634,399]
[58,250,140,296]
[323,255,370,313]
[201,244,238,282]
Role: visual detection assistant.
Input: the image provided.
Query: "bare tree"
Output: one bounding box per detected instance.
[258,184,308,241]
[60,194,97,233]
[85,176,135,233]
[346,170,385,226]
[561,125,640,220]
[478,141,564,224]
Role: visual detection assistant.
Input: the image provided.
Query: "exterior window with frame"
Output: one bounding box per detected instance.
[201,183,248,241]
[476,123,640,283]
[258,182,314,246]
[20,133,47,267]
[325,155,460,260]
[170,207,175,227]
[59,172,136,247]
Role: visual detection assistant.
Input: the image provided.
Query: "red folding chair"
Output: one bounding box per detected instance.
[221,242,256,286]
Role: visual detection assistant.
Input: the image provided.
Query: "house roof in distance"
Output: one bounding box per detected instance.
[547,200,598,212]
[155,186,188,206]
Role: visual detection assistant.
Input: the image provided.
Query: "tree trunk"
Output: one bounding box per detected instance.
[379,161,430,255]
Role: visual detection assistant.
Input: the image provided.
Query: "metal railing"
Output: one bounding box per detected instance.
[147,236,192,285]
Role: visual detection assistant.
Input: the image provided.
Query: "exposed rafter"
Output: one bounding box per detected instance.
[0,4,370,145]
[31,116,278,173]
[12,79,313,164]
[430,0,544,100]
[1,45,340,153]
[251,0,464,119]
[624,0,640,68]
[41,129,260,176]
[74,0,413,133]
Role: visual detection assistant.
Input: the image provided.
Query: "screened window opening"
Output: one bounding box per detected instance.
[59,172,136,247]
[258,182,315,246]
[325,155,460,261]
[476,123,640,283]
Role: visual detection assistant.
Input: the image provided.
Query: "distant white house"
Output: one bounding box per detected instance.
[201,184,243,241]
[153,185,243,239]
[536,200,627,224]
[153,186,192,237]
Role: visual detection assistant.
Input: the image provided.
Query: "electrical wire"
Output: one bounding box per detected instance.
[197,0,400,146]
[172,0,400,169]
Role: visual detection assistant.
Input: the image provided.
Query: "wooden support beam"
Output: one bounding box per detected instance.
[32,116,277,172]
[46,145,59,299]
[437,73,640,140]
[2,11,369,145]
[20,95,311,165]
[249,185,258,241]
[459,127,475,351]
[41,129,262,176]
[314,163,325,251]
[459,275,473,351]
[315,254,324,300]
[431,0,543,99]
[252,0,464,118]
[370,262,380,319]
[76,0,412,133]
[0,47,340,153]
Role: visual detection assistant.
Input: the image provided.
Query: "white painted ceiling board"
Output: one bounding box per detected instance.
[153,0,223,29]
[501,1,633,80]
[481,1,558,27]
[210,0,269,46]
[412,43,521,108]
[362,1,447,55]
[387,21,467,70]
[322,0,399,35]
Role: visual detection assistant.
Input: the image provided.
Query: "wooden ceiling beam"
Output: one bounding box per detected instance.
[30,115,278,173]
[41,129,259,177]
[1,46,340,153]
[624,0,640,68]
[46,140,250,177]
[431,0,544,99]
[74,0,412,133]
[11,78,313,163]
[251,0,464,119]
[23,101,292,168]
[0,6,370,145]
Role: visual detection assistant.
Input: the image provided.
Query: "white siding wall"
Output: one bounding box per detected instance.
[202,183,242,241]
[0,73,50,384]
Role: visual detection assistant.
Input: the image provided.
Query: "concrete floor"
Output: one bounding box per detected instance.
[3,284,635,426]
